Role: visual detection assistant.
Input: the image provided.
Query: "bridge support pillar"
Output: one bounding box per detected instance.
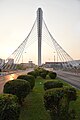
[37,8,43,66]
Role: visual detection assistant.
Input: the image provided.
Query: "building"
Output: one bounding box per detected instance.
[20,61,35,69]
[44,62,63,69]
[0,58,5,66]
[7,58,14,65]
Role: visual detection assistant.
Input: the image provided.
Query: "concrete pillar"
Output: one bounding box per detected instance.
[37,8,43,66]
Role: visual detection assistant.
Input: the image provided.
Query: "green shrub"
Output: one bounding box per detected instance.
[28,71,37,78]
[48,71,57,79]
[3,79,31,104]
[17,75,35,89]
[34,67,40,76]
[44,80,63,90]
[64,87,77,102]
[40,72,47,79]
[39,68,49,76]
[44,87,77,120]
[0,94,20,120]
[44,88,64,111]
[34,67,49,78]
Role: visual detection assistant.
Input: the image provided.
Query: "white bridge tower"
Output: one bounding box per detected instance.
[37,8,43,66]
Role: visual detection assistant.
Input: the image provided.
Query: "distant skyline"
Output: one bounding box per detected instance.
[0,0,80,64]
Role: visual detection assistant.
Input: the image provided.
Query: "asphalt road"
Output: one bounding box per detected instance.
[57,70,80,89]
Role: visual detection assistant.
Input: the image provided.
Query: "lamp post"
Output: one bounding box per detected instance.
[22,52,26,63]
[22,54,23,63]
[54,52,55,62]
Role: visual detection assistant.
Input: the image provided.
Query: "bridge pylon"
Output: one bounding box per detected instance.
[37,8,43,66]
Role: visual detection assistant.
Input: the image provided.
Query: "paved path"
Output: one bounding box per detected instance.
[56,70,80,89]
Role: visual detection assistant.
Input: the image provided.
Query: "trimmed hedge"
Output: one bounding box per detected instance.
[34,67,49,78]
[28,71,37,78]
[44,80,63,90]
[64,87,77,102]
[17,75,35,89]
[44,87,77,110]
[48,71,57,79]
[0,94,20,120]
[28,67,49,79]
[44,87,77,120]
[40,72,47,79]
[3,79,31,104]
[44,88,64,111]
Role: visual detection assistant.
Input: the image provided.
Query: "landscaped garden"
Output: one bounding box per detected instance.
[0,67,80,120]
[19,77,80,120]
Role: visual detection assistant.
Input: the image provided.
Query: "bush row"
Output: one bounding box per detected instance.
[0,73,36,120]
[43,79,77,120]
[0,67,57,120]
[28,67,57,79]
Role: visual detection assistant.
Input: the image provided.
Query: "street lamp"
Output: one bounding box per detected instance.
[54,52,55,62]
[22,54,23,63]
[22,52,26,63]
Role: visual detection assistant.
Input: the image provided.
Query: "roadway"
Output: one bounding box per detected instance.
[56,70,80,89]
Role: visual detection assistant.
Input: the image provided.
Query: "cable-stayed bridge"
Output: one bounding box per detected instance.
[0,8,79,73]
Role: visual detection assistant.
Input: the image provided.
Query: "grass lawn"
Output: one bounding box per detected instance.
[19,77,51,120]
[19,77,80,120]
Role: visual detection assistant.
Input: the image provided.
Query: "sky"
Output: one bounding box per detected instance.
[0,0,80,64]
